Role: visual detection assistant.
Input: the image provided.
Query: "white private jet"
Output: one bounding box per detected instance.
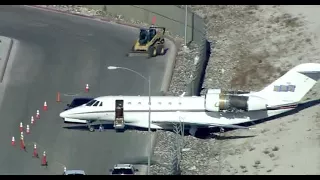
[60,63,320,136]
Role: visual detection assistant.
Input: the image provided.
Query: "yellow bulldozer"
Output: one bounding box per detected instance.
[128,26,166,58]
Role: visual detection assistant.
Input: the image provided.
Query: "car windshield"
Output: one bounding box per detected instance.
[112,169,134,175]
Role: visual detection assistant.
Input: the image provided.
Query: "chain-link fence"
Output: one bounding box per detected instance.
[169,116,185,175]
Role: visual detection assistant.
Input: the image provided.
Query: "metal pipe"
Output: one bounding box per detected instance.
[147,75,151,175]
[184,5,188,46]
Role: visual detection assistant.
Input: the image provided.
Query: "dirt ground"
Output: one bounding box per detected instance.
[184,5,320,175]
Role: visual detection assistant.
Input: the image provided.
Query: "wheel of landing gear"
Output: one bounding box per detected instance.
[89,126,95,132]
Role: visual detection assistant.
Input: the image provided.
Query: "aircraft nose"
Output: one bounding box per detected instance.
[59,111,69,118]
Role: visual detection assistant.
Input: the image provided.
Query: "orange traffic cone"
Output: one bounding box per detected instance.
[43,101,48,111]
[11,136,15,146]
[19,122,23,132]
[36,110,40,119]
[56,92,61,102]
[41,151,48,166]
[85,84,89,93]
[33,143,39,158]
[26,125,30,134]
[31,116,35,125]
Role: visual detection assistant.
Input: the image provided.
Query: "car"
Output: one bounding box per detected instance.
[63,97,93,123]
[63,170,86,175]
[109,164,139,175]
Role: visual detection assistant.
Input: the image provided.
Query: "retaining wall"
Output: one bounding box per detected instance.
[83,5,210,96]
[84,5,206,44]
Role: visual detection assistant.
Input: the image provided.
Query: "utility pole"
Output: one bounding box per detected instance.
[184,5,188,51]
[107,66,152,175]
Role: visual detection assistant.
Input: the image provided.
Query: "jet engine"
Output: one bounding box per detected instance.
[205,92,267,112]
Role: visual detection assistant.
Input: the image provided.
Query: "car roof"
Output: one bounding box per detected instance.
[64,170,86,175]
[113,164,134,169]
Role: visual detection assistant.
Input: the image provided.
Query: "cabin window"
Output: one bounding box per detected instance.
[138,102,141,105]
[168,102,172,105]
[92,101,100,106]
[179,102,182,105]
[128,102,131,105]
[158,102,162,105]
[86,100,96,106]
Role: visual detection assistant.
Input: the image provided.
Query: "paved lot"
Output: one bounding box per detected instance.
[0,5,168,175]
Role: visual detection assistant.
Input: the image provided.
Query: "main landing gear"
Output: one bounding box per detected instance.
[86,120,104,132]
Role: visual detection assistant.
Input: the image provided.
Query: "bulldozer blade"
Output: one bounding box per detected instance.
[127,51,149,57]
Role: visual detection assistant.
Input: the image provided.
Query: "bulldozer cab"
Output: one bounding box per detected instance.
[139,29,149,45]
[149,28,156,41]
[139,28,158,45]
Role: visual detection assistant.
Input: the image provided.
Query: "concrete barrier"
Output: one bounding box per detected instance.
[186,39,211,96]
[0,36,13,83]
[160,39,178,95]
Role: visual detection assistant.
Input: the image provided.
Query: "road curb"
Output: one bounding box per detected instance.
[25,5,178,95]
[0,38,13,83]
[160,39,177,95]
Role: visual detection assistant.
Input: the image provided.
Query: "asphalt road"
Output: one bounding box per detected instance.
[0,5,167,174]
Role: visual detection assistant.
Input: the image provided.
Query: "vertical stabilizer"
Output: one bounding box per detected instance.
[258,63,320,105]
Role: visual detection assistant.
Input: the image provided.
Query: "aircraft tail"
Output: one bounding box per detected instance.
[258,63,320,105]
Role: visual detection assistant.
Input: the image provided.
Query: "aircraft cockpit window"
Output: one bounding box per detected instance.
[92,101,100,106]
[86,100,96,106]
[99,102,103,106]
